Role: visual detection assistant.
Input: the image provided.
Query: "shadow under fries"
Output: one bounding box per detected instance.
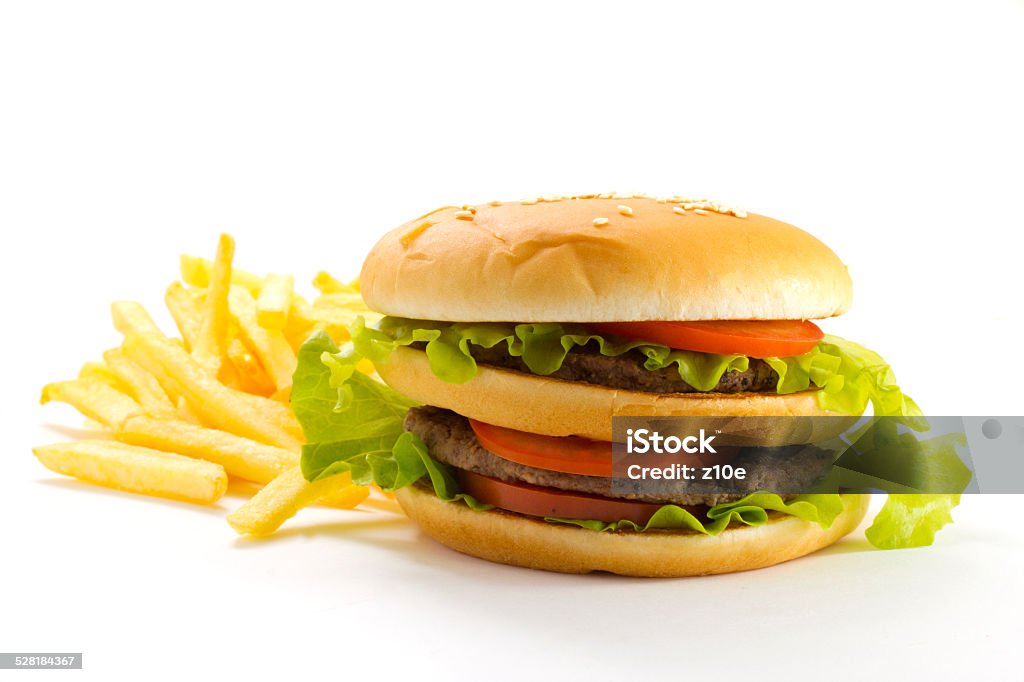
[39,422,112,440]
[34,477,228,516]
[231,509,412,548]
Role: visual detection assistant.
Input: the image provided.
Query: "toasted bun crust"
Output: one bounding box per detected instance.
[396,486,869,576]
[376,347,839,441]
[361,196,852,322]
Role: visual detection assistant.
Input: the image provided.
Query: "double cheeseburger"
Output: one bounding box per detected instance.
[356,194,872,577]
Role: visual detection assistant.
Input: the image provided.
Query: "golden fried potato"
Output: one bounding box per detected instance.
[117,415,298,484]
[33,440,228,504]
[227,467,367,536]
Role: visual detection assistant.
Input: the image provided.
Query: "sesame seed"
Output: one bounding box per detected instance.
[617,205,633,217]
[520,198,539,205]
[454,210,474,220]
[592,217,609,227]
[735,210,748,218]
[488,200,503,206]
[694,208,710,216]
[673,206,687,216]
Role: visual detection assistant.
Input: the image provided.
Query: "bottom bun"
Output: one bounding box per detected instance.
[395,486,869,577]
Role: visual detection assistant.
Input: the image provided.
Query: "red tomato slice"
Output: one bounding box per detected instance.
[469,420,737,476]
[470,419,613,477]
[590,320,824,358]
[457,468,667,524]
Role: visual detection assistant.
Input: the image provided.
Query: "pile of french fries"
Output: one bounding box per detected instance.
[35,234,387,536]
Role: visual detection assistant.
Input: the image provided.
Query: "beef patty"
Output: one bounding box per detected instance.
[404,406,833,508]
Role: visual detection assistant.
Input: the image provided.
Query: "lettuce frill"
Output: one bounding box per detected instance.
[351,317,923,420]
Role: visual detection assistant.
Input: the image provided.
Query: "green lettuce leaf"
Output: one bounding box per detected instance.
[355,317,749,391]
[547,493,845,533]
[866,494,961,549]
[293,332,416,483]
[389,431,493,510]
[292,331,416,445]
[356,317,922,419]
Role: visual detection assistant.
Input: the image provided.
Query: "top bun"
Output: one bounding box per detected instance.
[361,195,852,322]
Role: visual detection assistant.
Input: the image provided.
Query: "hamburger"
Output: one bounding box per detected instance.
[291,193,943,577]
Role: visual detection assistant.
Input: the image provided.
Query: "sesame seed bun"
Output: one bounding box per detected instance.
[376,347,839,441]
[361,196,852,323]
[395,486,870,577]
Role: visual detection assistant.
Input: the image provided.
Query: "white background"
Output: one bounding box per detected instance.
[2,1,1023,680]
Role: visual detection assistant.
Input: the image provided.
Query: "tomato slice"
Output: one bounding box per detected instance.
[457,468,668,524]
[589,319,824,358]
[469,419,736,476]
[470,419,614,477]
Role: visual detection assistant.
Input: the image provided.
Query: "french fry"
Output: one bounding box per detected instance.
[320,483,374,509]
[33,441,227,504]
[122,333,300,439]
[227,467,367,536]
[256,273,293,330]
[37,234,388,523]
[102,349,178,419]
[117,415,298,484]
[173,395,202,424]
[314,291,368,310]
[78,361,123,388]
[41,378,141,430]
[312,271,356,294]
[229,286,297,391]
[283,295,361,348]
[312,283,380,334]
[225,338,275,396]
[192,234,235,375]
[180,254,263,295]
[111,301,189,400]
[283,296,318,350]
[111,300,164,337]
[165,281,204,351]
[120,331,303,450]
